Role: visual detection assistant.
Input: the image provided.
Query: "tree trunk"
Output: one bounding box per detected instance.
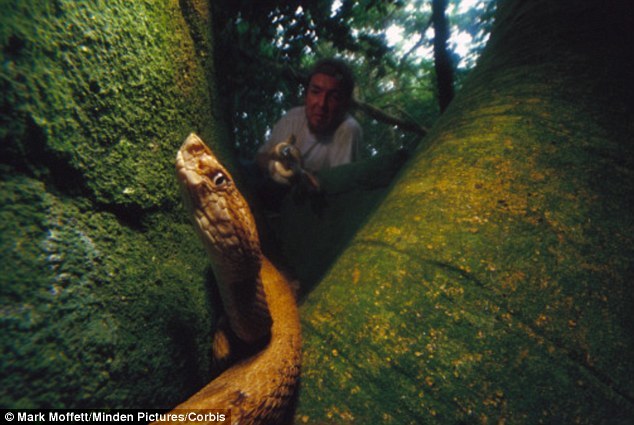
[432,0,454,113]
[0,0,228,408]
[296,0,634,423]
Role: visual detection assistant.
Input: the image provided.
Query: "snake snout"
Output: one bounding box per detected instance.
[183,132,204,149]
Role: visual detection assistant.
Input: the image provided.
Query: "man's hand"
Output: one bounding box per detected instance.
[257,135,320,191]
[267,136,302,186]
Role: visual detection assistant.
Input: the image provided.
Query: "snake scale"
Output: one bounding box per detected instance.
[168,133,302,424]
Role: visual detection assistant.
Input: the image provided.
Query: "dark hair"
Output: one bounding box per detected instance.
[307,58,355,99]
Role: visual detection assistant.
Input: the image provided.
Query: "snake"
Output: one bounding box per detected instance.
[168,133,302,424]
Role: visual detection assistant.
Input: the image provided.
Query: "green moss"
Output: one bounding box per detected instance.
[1,0,224,408]
[0,0,216,208]
[0,174,215,407]
[295,2,633,423]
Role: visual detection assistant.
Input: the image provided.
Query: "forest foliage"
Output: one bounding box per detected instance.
[210,0,496,160]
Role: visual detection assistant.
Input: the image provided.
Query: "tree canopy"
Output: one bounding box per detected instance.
[211,0,496,160]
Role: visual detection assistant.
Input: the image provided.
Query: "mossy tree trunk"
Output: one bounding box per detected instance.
[0,0,232,409]
[296,1,634,423]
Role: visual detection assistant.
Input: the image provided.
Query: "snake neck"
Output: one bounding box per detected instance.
[212,257,272,345]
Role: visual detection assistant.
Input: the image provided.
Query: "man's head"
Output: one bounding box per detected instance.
[304,58,355,135]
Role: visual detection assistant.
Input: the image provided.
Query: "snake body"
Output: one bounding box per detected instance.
[171,133,302,424]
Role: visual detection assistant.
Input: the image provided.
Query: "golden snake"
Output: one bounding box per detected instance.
[168,133,302,424]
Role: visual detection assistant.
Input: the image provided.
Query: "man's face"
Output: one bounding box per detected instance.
[305,73,349,135]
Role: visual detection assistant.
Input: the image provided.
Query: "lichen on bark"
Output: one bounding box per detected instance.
[1,0,226,408]
[295,1,634,423]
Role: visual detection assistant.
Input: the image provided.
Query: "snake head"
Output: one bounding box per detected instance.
[176,133,261,271]
[176,133,272,344]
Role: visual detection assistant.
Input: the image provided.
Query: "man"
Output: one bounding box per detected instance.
[256,59,362,182]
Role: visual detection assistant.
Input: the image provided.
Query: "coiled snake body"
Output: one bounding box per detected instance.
[170,133,302,424]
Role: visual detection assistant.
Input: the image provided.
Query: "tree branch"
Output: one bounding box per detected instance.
[351,99,428,136]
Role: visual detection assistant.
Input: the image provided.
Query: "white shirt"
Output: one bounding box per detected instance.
[259,106,362,172]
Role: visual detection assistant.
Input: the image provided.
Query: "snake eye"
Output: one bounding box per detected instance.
[212,172,229,187]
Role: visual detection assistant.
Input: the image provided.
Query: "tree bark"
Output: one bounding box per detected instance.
[295,0,634,423]
[432,0,454,113]
[0,0,226,408]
